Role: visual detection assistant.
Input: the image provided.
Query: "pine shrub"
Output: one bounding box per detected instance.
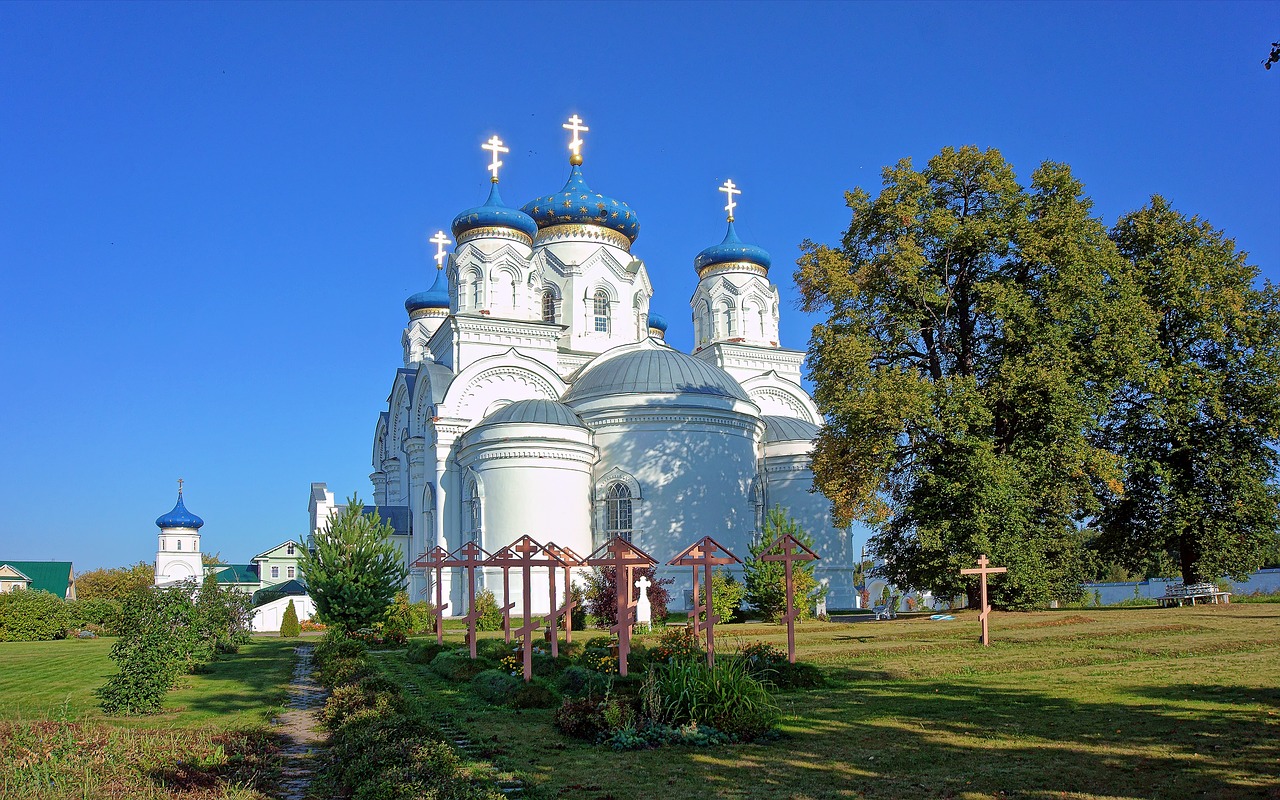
[280,600,301,638]
[473,589,503,631]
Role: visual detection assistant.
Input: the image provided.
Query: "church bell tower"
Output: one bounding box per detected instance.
[154,479,206,585]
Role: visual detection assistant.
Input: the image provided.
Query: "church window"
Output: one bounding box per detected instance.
[593,290,610,333]
[161,538,166,550]
[472,277,483,309]
[465,478,482,543]
[723,304,736,337]
[605,482,633,541]
[176,540,182,551]
[542,290,556,323]
[271,566,279,578]
[288,566,295,579]
[287,543,295,555]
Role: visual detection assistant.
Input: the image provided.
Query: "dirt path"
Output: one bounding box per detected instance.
[273,644,326,800]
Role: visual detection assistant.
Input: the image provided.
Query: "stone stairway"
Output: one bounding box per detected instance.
[273,644,327,800]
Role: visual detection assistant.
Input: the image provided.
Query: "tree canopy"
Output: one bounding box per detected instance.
[1096,197,1280,583]
[75,562,154,602]
[297,497,407,632]
[796,146,1149,608]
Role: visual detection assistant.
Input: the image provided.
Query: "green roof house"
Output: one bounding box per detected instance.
[0,561,76,600]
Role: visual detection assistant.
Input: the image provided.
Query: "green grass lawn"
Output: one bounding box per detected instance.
[0,636,298,799]
[393,604,1280,800]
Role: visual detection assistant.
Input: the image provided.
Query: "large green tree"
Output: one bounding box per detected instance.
[1096,197,1280,584]
[298,497,408,632]
[795,146,1147,608]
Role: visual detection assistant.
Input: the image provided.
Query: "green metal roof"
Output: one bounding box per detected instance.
[0,561,73,598]
[214,564,260,584]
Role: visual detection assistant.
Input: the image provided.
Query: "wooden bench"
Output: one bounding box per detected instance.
[1157,583,1232,608]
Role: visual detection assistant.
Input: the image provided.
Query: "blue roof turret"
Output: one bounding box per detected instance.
[694,220,772,274]
[156,491,204,530]
[647,312,668,333]
[521,163,639,245]
[451,182,538,242]
[405,267,450,314]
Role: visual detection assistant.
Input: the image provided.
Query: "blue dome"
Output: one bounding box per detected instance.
[451,182,538,240]
[156,493,204,530]
[647,312,668,333]
[694,221,772,272]
[521,164,639,244]
[406,267,450,313]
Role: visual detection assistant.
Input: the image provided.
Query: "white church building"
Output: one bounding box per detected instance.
[311,117,856,615]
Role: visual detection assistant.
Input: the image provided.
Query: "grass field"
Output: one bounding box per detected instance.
[391,604,1280,800]
[0,636,297,799]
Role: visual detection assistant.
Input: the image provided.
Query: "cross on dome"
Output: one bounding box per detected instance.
[177,477,184,496]
[429,230,451,269]
[563,114,589,164]
[719,179,740,222]
[481,135,508,183]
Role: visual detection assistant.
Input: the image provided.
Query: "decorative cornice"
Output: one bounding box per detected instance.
[582,410,760,434]
[535,223,632,252]
[460,446,597,466]
[409,307,449,320]
[457,226,534,247]
[696,261,769,280]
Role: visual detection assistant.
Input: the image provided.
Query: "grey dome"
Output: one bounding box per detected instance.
[762,415,819,443]
[564,347,750,405]
[477,399,586,429]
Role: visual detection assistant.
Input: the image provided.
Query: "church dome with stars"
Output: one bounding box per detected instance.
[694,220,772,275]
[521,163,640,246]
[156,491,204,530]
[405,266,450,314]
[451,182,538,243]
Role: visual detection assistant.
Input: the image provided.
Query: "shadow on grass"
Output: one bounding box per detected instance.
[162,639,297,723]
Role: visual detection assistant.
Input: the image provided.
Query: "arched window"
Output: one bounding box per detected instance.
[176,540,182,551]
[723,303,736,338]
[472,274,483,309]
[542,290,556,323]
[465,478,481,543]
[161,538,166,550]
[593,290,610,333]
[605,482,633,541]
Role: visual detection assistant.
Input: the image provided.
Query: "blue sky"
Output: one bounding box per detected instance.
[1,2,1276,571]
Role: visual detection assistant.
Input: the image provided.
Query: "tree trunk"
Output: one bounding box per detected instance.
[1178,531,1200,585]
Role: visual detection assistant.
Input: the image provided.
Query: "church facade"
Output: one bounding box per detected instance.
[312,119,855,615]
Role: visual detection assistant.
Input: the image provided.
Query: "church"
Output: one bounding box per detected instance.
[310,116,856,615]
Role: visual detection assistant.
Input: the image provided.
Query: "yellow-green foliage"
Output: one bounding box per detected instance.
[279,599,301,638]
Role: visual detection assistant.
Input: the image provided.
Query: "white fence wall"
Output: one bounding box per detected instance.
[251,594,315,632]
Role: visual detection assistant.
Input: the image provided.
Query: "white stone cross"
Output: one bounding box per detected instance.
[563,114,589,158]
[719,179,740,222]
[635,574,652,626]
[481,135,508,182]
[429,230,451,268]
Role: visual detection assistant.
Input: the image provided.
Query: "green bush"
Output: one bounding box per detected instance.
[280,600,302,638]
[68,598,123,633]
[473,589,503,632]
[406,639,450,665]
[557,665,610,698]
[706,569,745,624]
[553,697,607,741]
[97,587,212,715]
[510,678,561,709]
[320,674,404,729]
[471,669,521,705]
[603,721,734,750]
[0,589,74,641]
[429,650,496,682]
[644,656,779,741]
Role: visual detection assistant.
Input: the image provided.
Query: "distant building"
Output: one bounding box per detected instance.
[0,560,76,599]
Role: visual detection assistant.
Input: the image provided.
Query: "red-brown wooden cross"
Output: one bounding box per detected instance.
[542,542,586,650]
[959,554,1007,646]
[586,536,657,677]
[484,544,519,643]
[668,537,741,668]
[411,545,452,646]
[760,533,821,663]
[442,541,490,659]
[484,536,559,682]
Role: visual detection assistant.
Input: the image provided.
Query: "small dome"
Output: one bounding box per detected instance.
[477,399,587,429]
[156,492,204,530]
[762,415,819,443]
[647,312,668,333]
[406,267,450,313]
[694,221,771,273]
[521,164,639,244]
[451,182,538,241]
[564,345,750,405]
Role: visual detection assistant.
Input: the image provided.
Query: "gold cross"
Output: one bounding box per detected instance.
[177,477,184,495]
[563,113,589,160]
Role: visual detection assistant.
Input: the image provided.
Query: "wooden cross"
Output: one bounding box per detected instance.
[543,542,586,646]
[562,114,589,158]
[959,554,1007,646]
[442,541,489,659]
[760,533,821,663]
[719,179,740,222]
[411,545,452,645]
[586,536,657,677]
[668,537,741,668]
[485,536,557,682]
[429,230,451,268]
[481,134,508,182]
[485,545,518,642]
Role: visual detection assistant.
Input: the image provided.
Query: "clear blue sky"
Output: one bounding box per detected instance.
[1,2,1276,572]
